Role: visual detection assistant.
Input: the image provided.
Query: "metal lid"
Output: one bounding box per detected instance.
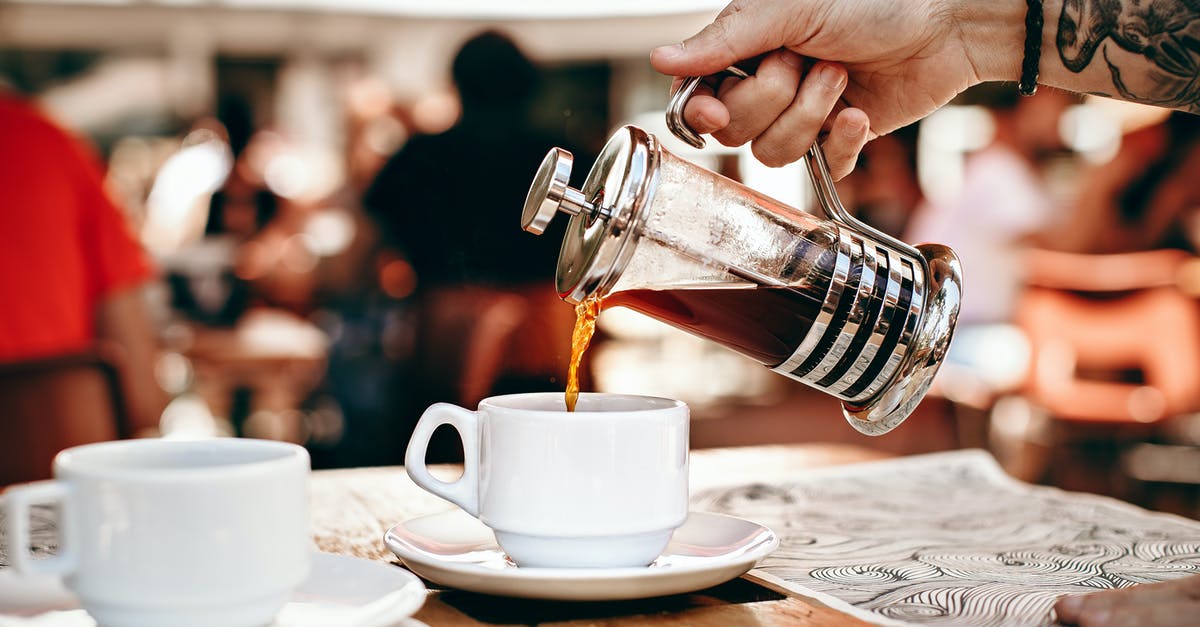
[525,125,658,304]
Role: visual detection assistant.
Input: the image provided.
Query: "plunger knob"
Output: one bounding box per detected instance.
[521,148,597,235]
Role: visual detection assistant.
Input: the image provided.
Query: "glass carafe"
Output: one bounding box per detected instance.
[521,81,961,435]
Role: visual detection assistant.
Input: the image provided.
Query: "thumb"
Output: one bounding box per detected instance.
[651,4,789,77]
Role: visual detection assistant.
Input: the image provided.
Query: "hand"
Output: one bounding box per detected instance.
[1054,575,1200,626]
[651,0,1009,175]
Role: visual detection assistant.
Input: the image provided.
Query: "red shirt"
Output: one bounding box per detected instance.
[0,94,153,361]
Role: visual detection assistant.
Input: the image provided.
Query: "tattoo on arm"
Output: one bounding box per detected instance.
[1057,0,1200,112]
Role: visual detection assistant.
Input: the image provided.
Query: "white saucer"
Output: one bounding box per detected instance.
[0,552,427,627]
[383,510,778,601]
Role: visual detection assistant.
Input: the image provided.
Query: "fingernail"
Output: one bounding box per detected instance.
[780,50,804,69]
[842,117,867,138]
[820,65,845,89]
[653,44,685,60]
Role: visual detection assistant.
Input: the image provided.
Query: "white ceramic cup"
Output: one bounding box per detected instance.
[2,438,311,627]
[405,392,689,569]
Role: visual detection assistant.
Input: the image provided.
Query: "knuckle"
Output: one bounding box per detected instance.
[789,98,834,131]
[705,16,731,42]
[751,141,795,168]
[800,75,843,109]
[756,73,797,108]
[697,17,739,60]
[712,129,748,148]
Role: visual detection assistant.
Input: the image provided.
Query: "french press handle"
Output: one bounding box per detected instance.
[664,67,923,260]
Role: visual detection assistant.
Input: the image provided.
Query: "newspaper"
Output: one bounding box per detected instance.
[693,449,1200,627]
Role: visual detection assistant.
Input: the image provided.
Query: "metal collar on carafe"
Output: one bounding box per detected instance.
[521,131,658,304]
[521,71,962,437]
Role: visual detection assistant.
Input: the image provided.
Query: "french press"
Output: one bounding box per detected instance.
[521,69,962,435]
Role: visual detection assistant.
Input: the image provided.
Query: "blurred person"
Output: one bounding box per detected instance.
[650,0,1200,622]
[0,91,166,452]
[904,89,1071,464]
[162,165,266,328]
[907,87,1073,326]
[364,30,593,460]
[365,30,582,292]
[1049,112,1200,254]
[217,129,318,316]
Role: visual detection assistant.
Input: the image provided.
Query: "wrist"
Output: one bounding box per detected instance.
[1032,0,1113,97]
[949,0,1034,84]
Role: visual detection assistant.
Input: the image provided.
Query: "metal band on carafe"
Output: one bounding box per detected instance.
[770,227,925,404]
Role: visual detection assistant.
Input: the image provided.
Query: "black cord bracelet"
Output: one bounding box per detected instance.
[1019,0,1044,96]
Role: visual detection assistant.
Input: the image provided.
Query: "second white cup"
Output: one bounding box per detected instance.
[405,392,689,568]
[3,438,311,627]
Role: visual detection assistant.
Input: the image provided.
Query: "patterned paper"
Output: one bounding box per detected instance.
[692,450,1200,627]
[0,504,58,569]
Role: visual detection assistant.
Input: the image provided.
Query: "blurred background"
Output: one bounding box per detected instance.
[3,1,1200,518]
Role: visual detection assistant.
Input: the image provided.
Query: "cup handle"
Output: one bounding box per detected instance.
[3,480,78,576]
[405,403,480,516]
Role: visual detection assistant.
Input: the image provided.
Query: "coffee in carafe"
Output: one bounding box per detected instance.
[524,117,960,435]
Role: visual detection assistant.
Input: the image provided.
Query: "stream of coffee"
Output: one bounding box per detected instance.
[565,295,602,412]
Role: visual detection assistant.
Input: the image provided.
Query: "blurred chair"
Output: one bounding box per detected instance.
[0,352,127,487]
[1018,248,1200,423]
[1008,248,1200,496]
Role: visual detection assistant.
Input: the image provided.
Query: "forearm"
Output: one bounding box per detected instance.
[961,0,1200,112]
[96,286,168,436]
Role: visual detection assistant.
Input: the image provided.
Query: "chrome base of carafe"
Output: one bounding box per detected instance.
[772,226,923,405]
[769,240,960,436]
[841,243,962,436]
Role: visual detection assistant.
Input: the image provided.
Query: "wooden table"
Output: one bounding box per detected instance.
[310,443,889,626]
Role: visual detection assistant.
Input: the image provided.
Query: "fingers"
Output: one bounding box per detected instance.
[710,50,805,148]
[683,93,731,135]
[745,61,848,167]
[820,108,872,181]
[651,1,786,77]
[1056,576,1200,626]
[1059,576,1200,615]
[677,77,731,135]
[674,52,867,173]
[1073,602,1200,627]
